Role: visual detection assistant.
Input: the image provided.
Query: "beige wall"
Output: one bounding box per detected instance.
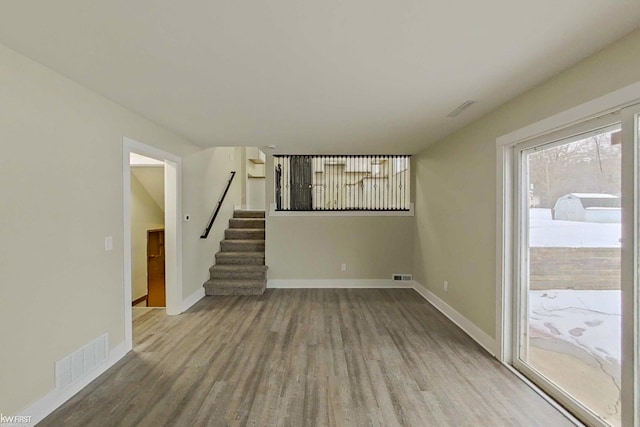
[130,170,164,302]
[413,28,640,338]
[265,155,414,280]
[246,147,266,210]
[0,42,238,415]
[181,147,244,297]
[267,216,414,279]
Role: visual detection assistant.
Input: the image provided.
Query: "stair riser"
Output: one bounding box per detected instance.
[225,229,265,240]
[215,256,265,265]
[204,279,266,296]
[220,241,265,252]
[234,211,266,218]
[205,279,266,288]
[229,219,265,229]
[205,287,265,296]
[210,271,267,280]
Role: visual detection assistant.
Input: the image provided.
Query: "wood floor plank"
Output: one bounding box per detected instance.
[39,289,573,427]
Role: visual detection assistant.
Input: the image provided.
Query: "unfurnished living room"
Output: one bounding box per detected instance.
[2,2,640,427]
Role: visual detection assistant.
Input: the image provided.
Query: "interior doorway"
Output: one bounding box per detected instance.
[123,137,182,352]
[130,153,166,308]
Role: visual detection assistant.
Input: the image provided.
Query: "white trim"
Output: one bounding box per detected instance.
[413,281,497,356]
[496,81,640,147]
[267,279,413,289]
[163,157,183,316]
[495,144,513,362]
[181,288,205,312]
[620,105,639,427]
[123,137,183,352]
[17,343,127,426]
[268,203,414,217]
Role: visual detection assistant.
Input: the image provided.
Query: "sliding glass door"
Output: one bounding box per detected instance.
[514,120,624,426]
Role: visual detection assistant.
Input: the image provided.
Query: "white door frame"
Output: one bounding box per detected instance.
[496,81,640,427]
[123,137,183,351]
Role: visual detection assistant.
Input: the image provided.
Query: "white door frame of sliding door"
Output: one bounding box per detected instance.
[496,81,640,427]
[621,104,640,427]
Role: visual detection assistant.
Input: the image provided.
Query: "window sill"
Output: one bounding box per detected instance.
[268,203,414,217]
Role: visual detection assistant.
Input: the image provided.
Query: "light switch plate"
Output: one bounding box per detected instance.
[104,236,113,251]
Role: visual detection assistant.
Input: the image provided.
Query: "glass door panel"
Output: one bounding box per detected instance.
[518,124,622,426]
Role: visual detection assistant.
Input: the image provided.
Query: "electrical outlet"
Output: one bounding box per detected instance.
[443,281,448,292]
[341,263,347,271]
[104,236,113,251]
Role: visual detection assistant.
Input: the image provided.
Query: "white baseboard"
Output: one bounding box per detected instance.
[267,279,414,289]
[17,342,127,426]
[181,288,205,312]
[412,281,497,356]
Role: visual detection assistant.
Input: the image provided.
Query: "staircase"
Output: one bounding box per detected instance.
[204,210,267,295]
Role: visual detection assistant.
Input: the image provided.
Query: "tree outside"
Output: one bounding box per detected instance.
[527,131,621,209]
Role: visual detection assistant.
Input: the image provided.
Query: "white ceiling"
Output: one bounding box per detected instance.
[1,2,639,154]
[130,153,165,166]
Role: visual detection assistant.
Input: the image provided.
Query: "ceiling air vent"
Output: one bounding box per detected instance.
[447,100,476,118]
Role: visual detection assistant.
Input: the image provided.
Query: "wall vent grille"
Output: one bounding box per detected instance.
[55,333,108,390]
[392,274,413,281]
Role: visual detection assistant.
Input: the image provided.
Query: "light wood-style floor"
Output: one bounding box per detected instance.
[40,289,572,426]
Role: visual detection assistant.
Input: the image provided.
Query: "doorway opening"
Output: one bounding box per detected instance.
[123,137,182,351]
[130,153,166,309]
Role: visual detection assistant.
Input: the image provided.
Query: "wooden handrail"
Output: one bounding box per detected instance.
[201,171,236,239]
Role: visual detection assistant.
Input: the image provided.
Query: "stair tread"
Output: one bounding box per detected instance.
[205,279,265,287]
[221,239,266,243]
[234,210,265,215]
[210,264,268,270]
[229,218,265,229]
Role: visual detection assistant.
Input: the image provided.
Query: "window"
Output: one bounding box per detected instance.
[274,155,410,211]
